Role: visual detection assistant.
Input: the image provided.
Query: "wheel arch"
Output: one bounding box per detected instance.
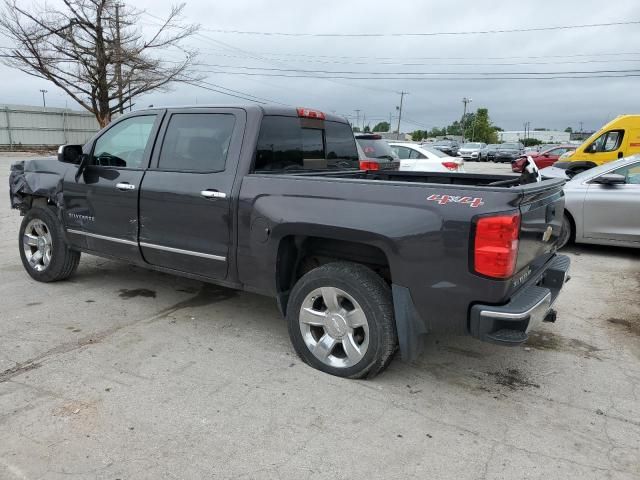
[274,233,392,316]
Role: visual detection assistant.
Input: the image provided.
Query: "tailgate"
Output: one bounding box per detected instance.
[515,180,565,275]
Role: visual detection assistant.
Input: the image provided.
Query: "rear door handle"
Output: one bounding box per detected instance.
[201,190,227,199]
[116,182,136,191]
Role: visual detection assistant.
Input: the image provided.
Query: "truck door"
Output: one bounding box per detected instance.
[63,114,162,260]
[138,108,246,280]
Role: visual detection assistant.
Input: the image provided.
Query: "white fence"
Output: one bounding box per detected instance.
[0,104,100,150]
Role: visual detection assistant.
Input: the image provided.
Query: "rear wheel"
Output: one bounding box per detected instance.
[558,214,573,249]
[19,206,81,282]
[286,262,397,379]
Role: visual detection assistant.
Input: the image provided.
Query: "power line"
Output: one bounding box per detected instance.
[178,49,640,67]
[189,63,640,76]
[189,69,640,81]
[194,50,640,61]
[199,20,640,37]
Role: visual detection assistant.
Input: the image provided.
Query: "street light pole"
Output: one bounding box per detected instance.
[39,89,48,110]
[396,91,408,140]
[461,97,472,142]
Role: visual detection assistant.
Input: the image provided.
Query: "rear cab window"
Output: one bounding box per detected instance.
[254,116,359,172]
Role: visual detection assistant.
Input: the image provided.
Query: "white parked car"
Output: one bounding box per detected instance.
[457,142,486,160]
[389,142,465,172]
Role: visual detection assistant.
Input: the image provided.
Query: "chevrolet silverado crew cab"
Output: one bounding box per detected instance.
[9,105,570,379]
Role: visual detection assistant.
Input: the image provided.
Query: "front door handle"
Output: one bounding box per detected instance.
[201,190,227,199]
[116,182,136,191]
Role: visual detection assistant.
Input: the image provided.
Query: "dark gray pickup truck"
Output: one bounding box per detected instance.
[9,105,570,378]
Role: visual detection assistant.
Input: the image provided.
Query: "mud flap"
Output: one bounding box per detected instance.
[392,284,428,362]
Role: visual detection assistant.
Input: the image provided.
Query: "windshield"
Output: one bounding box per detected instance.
[461,143,482,148]
[356,138,399,160]
[499,143,520,150]
[433,141,452,146]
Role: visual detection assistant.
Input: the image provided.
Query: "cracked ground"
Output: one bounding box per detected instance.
[1,154,639,479]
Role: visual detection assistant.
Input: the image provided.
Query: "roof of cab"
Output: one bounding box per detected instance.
[129,104,349,124]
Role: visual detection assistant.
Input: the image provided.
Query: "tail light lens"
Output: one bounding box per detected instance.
[473,212,520,279]
[360,160,380,170]
[296,107,325,120]
[441,161,459,171]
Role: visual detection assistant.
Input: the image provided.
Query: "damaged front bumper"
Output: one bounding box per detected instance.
[9,157,68,212]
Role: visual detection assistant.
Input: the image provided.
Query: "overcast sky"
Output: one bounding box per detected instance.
[2,0,639,132]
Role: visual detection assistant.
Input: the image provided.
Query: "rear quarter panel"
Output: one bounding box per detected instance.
[237,175,531,335]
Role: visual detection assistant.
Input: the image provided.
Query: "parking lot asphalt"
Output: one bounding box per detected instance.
[1,153,639,479]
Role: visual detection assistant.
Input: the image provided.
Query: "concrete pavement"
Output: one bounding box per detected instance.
[1,154,639,479]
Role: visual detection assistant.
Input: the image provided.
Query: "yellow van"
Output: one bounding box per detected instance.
[559,115,640,173]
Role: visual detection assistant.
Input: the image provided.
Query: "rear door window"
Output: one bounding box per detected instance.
[393,146,412,159]
[409,149,425,159]
[158,113,236,172]
[254,116,359,171]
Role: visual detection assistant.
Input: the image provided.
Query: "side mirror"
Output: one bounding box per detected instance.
[542,153,550,157]
[593,173,626,185]
[57,144,84,164]
[586,143,597,154]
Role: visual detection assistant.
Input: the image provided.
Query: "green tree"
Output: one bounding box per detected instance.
[352,126,361,133]
[411,130,425,141]
[363,124,371,133]
[469,108,498,144]
[522,138,542,147]
[564,127,573,133]
[372,121,390,132]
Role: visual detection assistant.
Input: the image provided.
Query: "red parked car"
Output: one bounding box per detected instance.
[511,145,576,172]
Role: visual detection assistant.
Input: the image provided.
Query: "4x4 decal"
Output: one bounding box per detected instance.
[427,194,485,208]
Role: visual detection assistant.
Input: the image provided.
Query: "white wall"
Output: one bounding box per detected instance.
[0,104,100,148]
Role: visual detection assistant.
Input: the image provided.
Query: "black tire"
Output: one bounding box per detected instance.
[286,262,397,379]
[19,206,81,282]
[558,214,573,249]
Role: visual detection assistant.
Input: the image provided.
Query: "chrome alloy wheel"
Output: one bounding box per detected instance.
[22,219,53,272]
[299,287,370,368]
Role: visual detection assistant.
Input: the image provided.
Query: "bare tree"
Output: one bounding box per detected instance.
[0,0,201,127]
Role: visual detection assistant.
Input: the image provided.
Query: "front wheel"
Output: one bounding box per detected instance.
[286,262,397,379]
[19,206,81,282]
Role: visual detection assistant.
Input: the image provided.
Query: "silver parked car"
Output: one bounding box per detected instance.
[457,142,486,160]
[558,156,640,248]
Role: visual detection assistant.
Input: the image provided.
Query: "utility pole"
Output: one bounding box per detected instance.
[362,112,366,131]
[461,97,472,142]
[115,3,124,114]
[579,121,583,133]
[39,89,47,110]
[396,91,408,140]
[354,109,360,131]
[388,112,393,132]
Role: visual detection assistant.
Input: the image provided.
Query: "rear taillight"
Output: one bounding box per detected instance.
[360,160,380,170]
[441,161,459,171]
[473,212,520,279]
